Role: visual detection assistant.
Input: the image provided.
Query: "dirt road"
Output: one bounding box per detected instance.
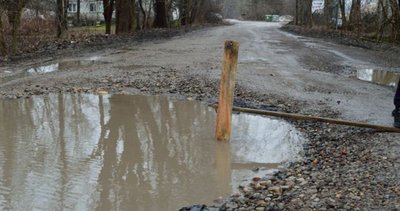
[1,21,399,210]
[1,20,399,126]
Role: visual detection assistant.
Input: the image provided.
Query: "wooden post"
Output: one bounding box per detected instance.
[215,40,240,141]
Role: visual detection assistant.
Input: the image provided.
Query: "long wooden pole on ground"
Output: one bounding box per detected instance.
[218,106,400,133]
[215,40,240,141]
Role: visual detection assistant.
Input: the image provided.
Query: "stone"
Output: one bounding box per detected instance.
[256,200,268,206]
[297,178,308,185]
[268,186,282,195]
[252,176,262,182]
[225,202,238,209]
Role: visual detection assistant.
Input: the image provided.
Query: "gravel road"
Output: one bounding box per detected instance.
[1,21,399,210]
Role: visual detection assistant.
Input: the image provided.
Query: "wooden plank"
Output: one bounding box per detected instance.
[223,106,400,133]
[215,40,240,141]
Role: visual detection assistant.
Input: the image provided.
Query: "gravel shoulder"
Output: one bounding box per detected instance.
[1,21,399,210]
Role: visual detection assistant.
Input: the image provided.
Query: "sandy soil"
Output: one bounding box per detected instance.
[1,20,399,210]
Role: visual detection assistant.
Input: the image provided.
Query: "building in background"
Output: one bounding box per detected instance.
[67,0,105,25]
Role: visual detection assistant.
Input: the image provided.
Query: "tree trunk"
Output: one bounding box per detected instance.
[138,0,146,29]
[295,0,299,25]
[57,0,68,38]
[349,0,361,34]
[389,0,400,41]
[146,0,153,28]
[103,0,115,35]
[0,11,7,56]
[153,0,168,28]
[179,0,189,26]
[76,0,80,25]
[299,0,313,27]
[339,0,347,29]
[116,0,135,34]
[7,0,25,54]
[324,0,335,27]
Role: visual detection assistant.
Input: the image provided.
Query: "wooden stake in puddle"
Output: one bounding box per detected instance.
[215,40,240,141]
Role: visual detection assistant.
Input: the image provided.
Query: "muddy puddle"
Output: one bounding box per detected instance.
[0,94,304,210]
[26,58,108,74]
[357,69,400,87]
[0,57,107,84]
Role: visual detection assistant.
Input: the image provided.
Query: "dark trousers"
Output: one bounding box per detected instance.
[395,78,400,107]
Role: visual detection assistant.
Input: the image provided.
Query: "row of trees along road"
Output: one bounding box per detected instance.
[0,0,222,57]
[295,0,400,42]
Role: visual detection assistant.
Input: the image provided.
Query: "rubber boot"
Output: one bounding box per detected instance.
[393,109,400,128]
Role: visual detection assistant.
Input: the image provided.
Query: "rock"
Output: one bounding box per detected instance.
[179,205,209,211]
[264,197,272,201]
[268,186,282,195]
[256,200,268,206]
[297,178,307,185]
[231,193,241,198]
[254,183,263,190]
[280,185,291,191]
[252,176,262,182]
[225,202,238,209]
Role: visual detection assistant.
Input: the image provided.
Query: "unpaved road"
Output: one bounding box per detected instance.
[1,21,400,210]
[1,20,399,126]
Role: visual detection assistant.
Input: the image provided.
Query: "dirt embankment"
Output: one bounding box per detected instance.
[281,24,400,53]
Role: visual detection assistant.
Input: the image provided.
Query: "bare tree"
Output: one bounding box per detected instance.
[7,0,27,54]
[56,0,68,38]
[138,0,146,29]
[338,0,347,28]
[116,0,135,34]
[103,0,115,34]
[76,0,80,25]
[153,0,168,27]
[324,0,335,27]
[389,0,400,41]
[297,0,312,27]
[0,5,7,56]
[349,0,361,34]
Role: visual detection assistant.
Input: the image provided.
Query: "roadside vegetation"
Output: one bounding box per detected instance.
[294,0,400,43]
[0,0,223,58]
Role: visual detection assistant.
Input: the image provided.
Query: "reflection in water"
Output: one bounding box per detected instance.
[27,63,59,73]
[357,69,400,87]
[26,59,108,74]
[0,94,305,210]
[231,114,304,163]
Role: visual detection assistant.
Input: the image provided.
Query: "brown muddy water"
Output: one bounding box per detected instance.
[357,69,400,87]
[0,94,304,210]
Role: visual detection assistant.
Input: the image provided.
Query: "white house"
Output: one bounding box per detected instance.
[67,0,105,23]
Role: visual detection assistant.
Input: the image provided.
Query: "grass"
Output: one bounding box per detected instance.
[69,24,116,34]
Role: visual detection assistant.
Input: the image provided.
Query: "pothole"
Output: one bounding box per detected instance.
[357,69,400,87]
[0,94,305,210]
[26,58,109,74]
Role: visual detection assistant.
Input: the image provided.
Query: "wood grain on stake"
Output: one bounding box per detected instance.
[215,40,240,141]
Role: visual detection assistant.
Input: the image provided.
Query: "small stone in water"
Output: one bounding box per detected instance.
[252,176,262,182]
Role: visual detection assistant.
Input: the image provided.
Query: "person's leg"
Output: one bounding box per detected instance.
[395,78,400,109]
[394,78,400,127]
